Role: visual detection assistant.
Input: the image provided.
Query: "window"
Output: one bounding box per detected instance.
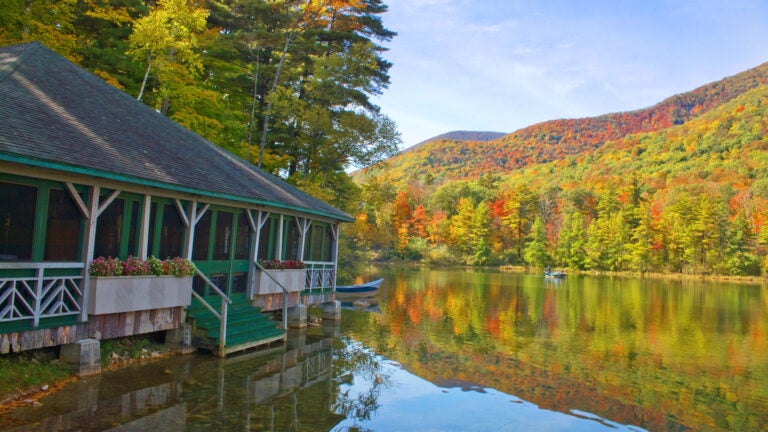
[284,219,300,260]
[158,203,184,259]
[234,212,250,260]
[125,201,140,257]
[306,223,335,262]
[0,182,36,261]
[45,189,82,261]
[257,217,274,260]
[231,272,247,294]
[192,211,211,260]
[308,224,324,261]
[323,225,335,261]
[213,212,232,260]
[94,198,124,258]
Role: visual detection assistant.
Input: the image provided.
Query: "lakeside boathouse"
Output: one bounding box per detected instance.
[0,42,353,364]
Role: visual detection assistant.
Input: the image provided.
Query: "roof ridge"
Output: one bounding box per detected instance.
[0,41,41,84]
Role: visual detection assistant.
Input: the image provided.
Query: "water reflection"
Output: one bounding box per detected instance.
[2,269,766,431]
[347,268,768,432]
[2,323,349,431]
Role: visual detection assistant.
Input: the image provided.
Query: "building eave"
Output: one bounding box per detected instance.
[0,152,355,223]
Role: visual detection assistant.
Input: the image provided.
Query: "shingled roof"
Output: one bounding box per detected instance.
[0,42,352,222]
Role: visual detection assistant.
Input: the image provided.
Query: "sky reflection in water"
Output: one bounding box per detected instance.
[332,345,646,432]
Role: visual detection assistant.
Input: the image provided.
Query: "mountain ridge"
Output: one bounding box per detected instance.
[374,60,768,182]
[402,130,507,153]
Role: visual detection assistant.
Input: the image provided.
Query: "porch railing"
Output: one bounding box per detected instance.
[190,268,232,356]
[0,262,85,327]
[303,261,335,294]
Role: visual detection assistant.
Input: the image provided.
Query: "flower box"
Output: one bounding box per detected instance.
[88,275,193,315]
[254,269,306,295]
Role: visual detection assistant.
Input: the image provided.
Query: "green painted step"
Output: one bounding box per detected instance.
[186,293,284,352]
[192,309,273,329]
[223,328,285,347]
[200,319,281,338]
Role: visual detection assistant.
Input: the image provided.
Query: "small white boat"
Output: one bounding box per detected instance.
[335,278,383,298]
[544,269,566,278]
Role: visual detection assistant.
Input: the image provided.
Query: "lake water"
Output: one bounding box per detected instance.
[2,267,767,431]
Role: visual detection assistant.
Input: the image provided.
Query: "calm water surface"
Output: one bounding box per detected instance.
[2,267,767,431]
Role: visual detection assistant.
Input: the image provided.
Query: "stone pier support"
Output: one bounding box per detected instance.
[60,338,101,377]
[165,323,195,354]
[322,300,341,321]
[288,304,308,328]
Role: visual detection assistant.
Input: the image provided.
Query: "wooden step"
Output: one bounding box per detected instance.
[186,294,285,356]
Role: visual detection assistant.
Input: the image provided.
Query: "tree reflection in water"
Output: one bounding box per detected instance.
[2,269,766,431]
[331,339,392,430]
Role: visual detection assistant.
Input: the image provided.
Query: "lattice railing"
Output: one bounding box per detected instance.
[303,261,335,293]
[0,262,85,327]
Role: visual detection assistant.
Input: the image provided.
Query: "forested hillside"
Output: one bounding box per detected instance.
[404,130,507,151]
[350,70,768,276]
[371,61,768,181]
[0,0,400,209]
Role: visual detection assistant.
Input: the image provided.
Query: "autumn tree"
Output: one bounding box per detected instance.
[127,0,208,113]
[556,211,587,269]
[449,198,473,253]
[0,0,78,58]
[502,186,537,262]
[523,216,550,267]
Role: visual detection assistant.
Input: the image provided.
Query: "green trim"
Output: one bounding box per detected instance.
[0,153,354,222]
[31,184,48,262]
[118,197,142,257]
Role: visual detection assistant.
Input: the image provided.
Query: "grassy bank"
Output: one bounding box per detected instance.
[0,348,73,409]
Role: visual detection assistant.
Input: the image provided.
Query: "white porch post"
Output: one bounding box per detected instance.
[246,210,270,298]
[78,185,98,322]
[138,194,152,259]
[177,199,209,260]
[297,217,311,262]
[276,214,284,260]
[70,184,121,322]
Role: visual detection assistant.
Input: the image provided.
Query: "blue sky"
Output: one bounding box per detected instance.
[374,0,768,148]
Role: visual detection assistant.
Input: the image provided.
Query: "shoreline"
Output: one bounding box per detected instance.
[499,265,768,284]
[0,343,182,415]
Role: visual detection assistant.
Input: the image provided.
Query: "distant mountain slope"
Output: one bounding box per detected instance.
[404,131,507,152]
[508,84,768,192]
[376,61,768,182]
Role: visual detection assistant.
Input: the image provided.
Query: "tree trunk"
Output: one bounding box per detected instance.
[137,52,152,101]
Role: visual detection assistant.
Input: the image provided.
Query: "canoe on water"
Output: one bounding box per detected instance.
[335,278,384,298]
